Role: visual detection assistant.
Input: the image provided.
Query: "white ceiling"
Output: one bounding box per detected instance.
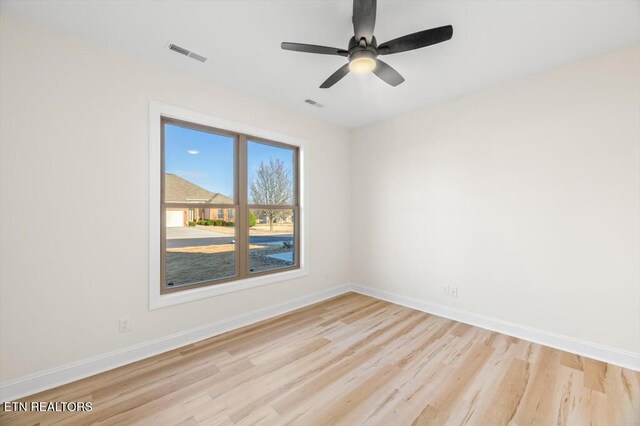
[2,0,639,129]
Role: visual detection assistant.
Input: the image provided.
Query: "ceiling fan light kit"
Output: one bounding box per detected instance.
[349,51,377,74]
[281,0,453,88]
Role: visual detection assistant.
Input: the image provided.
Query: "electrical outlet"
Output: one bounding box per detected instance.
[119,316,131,333]
[442,286,449,296]
[450,287,458,298]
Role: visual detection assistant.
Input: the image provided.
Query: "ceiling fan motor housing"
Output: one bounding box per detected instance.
[349,49,376,63]
[348,35,378,55]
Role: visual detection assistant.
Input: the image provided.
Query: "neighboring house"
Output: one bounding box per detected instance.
[165,173,234,227]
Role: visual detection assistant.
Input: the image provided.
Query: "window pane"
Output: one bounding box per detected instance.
[165,208,236,287]
[164,123,234,205]
[249,208,295,273]
[247,141,294,205]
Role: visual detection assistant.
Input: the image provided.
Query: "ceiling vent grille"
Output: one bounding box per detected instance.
[168,44,207,63]
[305,99,324,108]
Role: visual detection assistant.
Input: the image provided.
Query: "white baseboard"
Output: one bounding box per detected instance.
[0,284,350,402]
[350,283,640,372]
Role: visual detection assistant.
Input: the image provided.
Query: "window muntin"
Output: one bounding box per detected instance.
[161,118,299,293]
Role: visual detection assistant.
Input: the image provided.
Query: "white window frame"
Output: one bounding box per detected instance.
[148,101,308,309]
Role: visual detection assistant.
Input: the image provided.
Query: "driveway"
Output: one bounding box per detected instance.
[166,226,234,248]
[166,226,292,249]
[166,227,229,239]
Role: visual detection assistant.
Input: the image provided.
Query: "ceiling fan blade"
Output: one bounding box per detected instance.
[320,63,350,88]
[373,60,405,87]
[352,0,377,44]
[281,42,349,57]
[378,25,453,55]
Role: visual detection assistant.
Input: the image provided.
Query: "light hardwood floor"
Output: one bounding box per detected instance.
[1,293,638,425]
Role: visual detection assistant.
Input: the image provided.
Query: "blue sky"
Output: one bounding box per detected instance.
[165,124,293,199]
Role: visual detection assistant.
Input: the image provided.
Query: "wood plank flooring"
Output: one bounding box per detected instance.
[1,293,638,425]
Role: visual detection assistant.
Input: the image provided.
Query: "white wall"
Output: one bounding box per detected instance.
[0,14,351,382]
[351,46,640,355]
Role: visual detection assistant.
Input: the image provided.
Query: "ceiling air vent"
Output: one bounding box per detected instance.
[305,99,324,108]
[168,44,207,63]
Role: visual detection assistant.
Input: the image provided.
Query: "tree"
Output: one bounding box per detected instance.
[249,159,292,231]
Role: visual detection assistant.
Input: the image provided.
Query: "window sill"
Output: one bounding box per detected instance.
[149,267,308,310]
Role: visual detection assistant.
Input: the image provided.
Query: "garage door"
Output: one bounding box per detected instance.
[166,210,184,227]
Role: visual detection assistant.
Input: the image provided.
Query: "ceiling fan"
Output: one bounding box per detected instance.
[281,0,453,88]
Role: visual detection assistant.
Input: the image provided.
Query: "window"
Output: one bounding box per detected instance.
[161,117,300,294]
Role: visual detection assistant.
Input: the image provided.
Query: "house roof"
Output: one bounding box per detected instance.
[165,173,232,204]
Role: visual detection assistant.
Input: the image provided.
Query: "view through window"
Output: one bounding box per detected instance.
[161,118,299,293]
